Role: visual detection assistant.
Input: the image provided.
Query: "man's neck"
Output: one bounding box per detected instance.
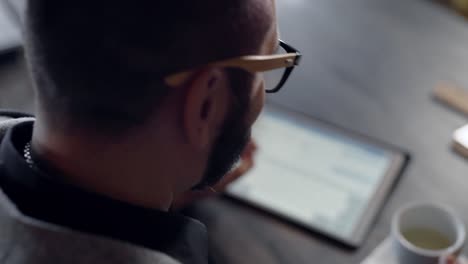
[31,121,176,211]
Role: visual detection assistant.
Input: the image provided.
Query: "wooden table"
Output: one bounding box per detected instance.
[1,0,468,263]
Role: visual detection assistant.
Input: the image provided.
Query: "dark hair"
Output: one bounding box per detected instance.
[24,0,271,134]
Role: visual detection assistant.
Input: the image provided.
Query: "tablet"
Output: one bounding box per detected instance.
[227,103,409,248]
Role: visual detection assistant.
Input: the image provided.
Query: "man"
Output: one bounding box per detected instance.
[0,0,301,263]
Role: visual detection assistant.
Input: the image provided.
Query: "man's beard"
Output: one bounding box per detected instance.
[193,100,251,190]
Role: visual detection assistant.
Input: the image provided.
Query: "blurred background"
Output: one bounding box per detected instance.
[2,0,468,263]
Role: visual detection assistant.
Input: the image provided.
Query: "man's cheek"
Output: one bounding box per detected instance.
[246,77,266,126]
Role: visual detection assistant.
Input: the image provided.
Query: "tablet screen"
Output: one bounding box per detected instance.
[227,107,404,245]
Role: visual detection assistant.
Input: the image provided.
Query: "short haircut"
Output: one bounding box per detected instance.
[24,0,272,134]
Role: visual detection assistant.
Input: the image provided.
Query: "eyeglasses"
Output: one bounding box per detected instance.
[165,40,301,93]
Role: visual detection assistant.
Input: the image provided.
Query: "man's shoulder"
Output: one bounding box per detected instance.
[0,110,181,264]
[0,191,181,264]
[0,110,34,143]
[0,110,34,121]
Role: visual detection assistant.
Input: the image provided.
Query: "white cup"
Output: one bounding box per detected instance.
[392,203,466,264]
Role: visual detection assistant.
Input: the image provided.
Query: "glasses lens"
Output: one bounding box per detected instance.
[264,67,286,92]
[263,45,288,92]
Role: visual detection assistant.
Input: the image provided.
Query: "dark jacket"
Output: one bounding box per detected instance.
[0,112,184,264]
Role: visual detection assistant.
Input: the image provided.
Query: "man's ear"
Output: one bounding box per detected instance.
[183,67,228,150]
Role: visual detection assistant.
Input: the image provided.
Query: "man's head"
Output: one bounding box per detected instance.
[25,0,278,208]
